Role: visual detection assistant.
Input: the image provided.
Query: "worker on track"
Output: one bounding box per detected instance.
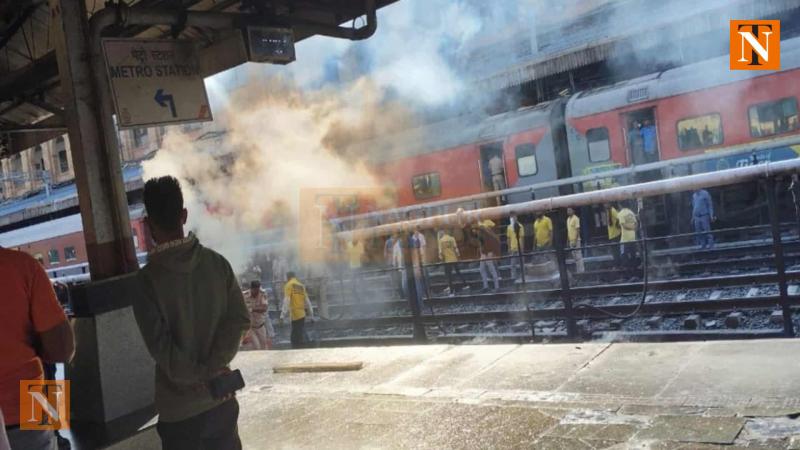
[438,229,468,296]
[692,189,715,250]
[345,238,364,303]
[605,203,622,265]
[471,219,501,292]
[566,207,584,272]
[280,272,315,349]
[506,212,525,282]
[534,211,553,251]
[618,203,639,268]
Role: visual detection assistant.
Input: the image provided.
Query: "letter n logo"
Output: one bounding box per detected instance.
[730,20,780,71]
[19,380,70,430]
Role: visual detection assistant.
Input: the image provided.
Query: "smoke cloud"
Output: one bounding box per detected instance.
[141,1,539,272]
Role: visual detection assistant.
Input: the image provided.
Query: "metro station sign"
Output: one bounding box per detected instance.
[102,39,213,128]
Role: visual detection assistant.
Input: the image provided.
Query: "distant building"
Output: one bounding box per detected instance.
[0,126,169,201]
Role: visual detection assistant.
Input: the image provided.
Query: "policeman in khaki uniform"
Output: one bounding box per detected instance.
[280,272,315,348]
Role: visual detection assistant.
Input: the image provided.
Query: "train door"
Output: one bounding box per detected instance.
[479,142,506,204]
[621,107,668,236]
[622,107,660,166]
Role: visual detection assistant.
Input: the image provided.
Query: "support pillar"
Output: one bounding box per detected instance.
[552,209,578,339]
[765,177,795,337]
[402,232,427,342]
[50,2,152,436]
[50,0,137,280]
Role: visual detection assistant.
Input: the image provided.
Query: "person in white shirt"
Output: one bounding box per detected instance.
[392,237,406,297]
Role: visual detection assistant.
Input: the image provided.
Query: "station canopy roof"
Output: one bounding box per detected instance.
[0,0,396,158]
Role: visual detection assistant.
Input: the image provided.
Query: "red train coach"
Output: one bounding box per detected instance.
[565,36,800,177]
[364,100,572,211]
[0,207,151,280]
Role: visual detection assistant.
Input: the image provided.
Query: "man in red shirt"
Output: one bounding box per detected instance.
[0,247,75,449]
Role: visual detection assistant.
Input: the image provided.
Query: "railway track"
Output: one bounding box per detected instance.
[267,238,800,347]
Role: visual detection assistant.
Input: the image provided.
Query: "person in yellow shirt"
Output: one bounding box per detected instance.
[345,239,365,303]
[566,208,584,272]
[479,218,496,229]
[280,272,315,348]
[534,212,553,250]
[506,213,526,281]
[347,239,364,269]
[438,229,468,296]
[606,203,621,265]
[617,204,639,269]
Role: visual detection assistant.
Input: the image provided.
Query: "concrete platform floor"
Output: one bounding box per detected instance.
[229,339,800,449]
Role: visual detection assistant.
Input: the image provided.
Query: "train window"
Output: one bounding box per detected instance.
[133,128,149,147]
[749,97,799,138]
[64,246,77,261]
[58,150,70,173]
[587,128,611,162]
[48,249,60,264]
[411,172,441,200]
[515,144,538,176]
[677,113,723,150]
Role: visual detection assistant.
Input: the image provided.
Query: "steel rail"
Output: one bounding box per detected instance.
[314,295,799,331]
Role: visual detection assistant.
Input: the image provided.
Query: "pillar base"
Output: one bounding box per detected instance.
[68,274,155,432]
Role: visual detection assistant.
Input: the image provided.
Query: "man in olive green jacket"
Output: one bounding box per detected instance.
[134,176,250,450]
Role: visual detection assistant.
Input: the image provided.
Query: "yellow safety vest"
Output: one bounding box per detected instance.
[346,241,364,269]
[534,216,553,248]
[618,208,637,243]
[438,235,459,263]
[283,278,307,320]
[567,215,580,245]
[507,222,525,251]
[608,207,621,240]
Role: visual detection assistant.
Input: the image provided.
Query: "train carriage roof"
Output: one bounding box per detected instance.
[566,36,800,119]
[0,206,144,248]
[359,100,558,164]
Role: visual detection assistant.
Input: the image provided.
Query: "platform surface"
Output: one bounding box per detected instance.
[232,339,800,449]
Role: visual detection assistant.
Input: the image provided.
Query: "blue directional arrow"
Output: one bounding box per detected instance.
[154,88,177,118]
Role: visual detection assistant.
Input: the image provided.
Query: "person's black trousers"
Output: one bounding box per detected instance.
[444,263,466,292]
[156,399,241,450]
[610,241,621,265]
[290,318,306,348]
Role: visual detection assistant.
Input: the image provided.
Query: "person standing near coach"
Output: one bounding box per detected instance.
[605,203,622,265]
[134,176,250,450]
[506,212,525,282]
[0,246,74,450]
[280,272,316,348]
[566,208,585,273]
[692,189,715,249]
